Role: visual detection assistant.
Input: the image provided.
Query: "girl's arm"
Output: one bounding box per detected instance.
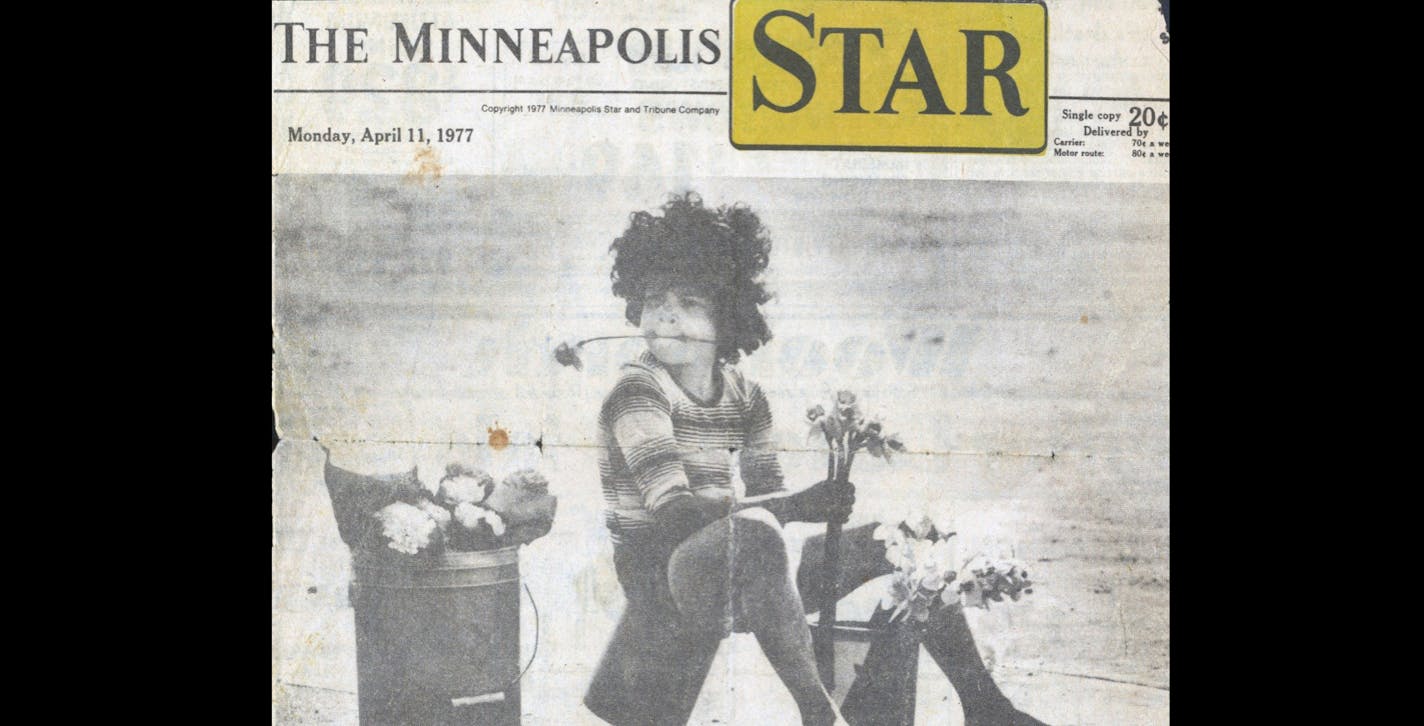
[608,372,725,538]
[740,381,788,498]
[735,490,792,517]
[736,480,854,524]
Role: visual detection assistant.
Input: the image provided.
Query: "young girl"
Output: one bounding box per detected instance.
[583,193,1045,726]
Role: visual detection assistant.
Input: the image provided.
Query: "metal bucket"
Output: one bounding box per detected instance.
[829,622,921,726]
[351,546,522,726]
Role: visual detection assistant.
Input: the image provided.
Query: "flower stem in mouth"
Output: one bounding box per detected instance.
[554,334,716,370]
[575,334,716,347]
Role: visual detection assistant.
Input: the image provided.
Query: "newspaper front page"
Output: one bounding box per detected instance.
[272,2,1169,723]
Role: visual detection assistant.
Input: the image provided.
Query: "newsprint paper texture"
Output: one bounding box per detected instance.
[272,2,1169,725]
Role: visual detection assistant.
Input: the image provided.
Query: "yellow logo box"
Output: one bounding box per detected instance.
[730,0,1047,153]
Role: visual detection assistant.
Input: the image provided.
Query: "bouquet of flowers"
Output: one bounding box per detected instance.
[324,449,557,559]
[872,514,1034,623]
[805,390,905,673]
[805,390,907,473]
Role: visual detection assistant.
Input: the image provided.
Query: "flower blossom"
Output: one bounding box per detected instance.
[554,341,583,370]
[503,469,549,495]
[957,557,1034,610]
[440,471,494,505]
[836,390,859,420]
[876,525,959,622]
[374,501,439,555]
[415,498,453,530]
[454,501,507,537]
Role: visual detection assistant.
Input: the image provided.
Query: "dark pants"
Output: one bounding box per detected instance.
[583,533,725,726]
[584,523,895,726]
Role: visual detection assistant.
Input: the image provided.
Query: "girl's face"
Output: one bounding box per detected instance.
[640,284,719,366]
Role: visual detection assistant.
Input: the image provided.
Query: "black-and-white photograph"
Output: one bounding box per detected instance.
[272,175,1169,725]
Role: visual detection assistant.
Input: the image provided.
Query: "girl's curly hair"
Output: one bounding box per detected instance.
[610,192,773,363]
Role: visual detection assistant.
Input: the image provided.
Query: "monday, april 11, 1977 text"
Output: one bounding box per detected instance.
[287,105,722,146]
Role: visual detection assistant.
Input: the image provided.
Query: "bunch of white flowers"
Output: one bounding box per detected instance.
[874,517,1035,621]
[874,521,959,622]
[453,501,507,537]
[374,502,439,556]
[350,461,554,556]
[440,472,494,505]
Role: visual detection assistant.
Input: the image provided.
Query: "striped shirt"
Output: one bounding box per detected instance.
[599,350,786,544]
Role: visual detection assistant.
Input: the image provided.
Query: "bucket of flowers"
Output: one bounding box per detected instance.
[833,512,1034,726]
[321,448,557,725]
[358,463,557,561]
[872,515,1034,622]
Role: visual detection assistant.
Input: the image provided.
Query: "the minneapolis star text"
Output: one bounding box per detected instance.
[273,22,722,64]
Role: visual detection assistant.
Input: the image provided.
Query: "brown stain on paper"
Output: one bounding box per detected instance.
[406,145,443,184]
[487,426,510,450]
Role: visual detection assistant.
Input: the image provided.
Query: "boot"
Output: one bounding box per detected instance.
[919,604,1050,726]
